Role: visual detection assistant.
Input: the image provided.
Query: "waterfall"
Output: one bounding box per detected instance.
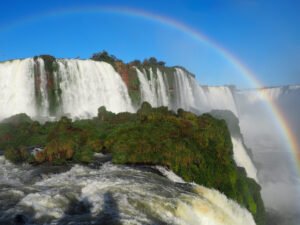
[0,58,239,120]
[0,59,36,120]
[35,58,50,117]
[135,67,238,115]
[156,68,169,106]
[231,137,258,181]
[173,68,197,111]
[136,67,169,107]
[136,68,158,107]
[201,86,238,116]
[0,58,134,120]
[57,59,133,119]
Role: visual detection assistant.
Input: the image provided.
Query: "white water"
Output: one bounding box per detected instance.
[0,156,256,225]
[201,86,238,116]
[0,58,238,118]
[37,58,50,117]
[136,68,159,107]
[136,67,169,107]
[231,137,258,181]
[0,59,36,119]
[57,59,134,118]
[0,59,133,120]
[136,67,238,116]
[154,165,186,183]
[173,68,197,111]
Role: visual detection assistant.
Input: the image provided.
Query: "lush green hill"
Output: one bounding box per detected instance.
[0,103,265,225]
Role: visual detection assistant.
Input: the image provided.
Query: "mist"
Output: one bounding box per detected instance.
[235,86,300,225]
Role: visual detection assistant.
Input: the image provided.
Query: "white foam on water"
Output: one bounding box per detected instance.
[19,193,69,219]
[154,166,186,183]
[176,185,256,225]
[0,156,24,186]
[7,163,256,224]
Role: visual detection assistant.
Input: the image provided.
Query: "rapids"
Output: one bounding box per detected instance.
[0,156,255,225]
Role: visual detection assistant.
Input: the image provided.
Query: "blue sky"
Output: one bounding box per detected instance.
[0,0,299,87]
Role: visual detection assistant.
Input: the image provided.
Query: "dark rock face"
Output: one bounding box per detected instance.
[14,214,27,225]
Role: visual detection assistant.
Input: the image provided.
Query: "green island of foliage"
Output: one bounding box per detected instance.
[0,102,265,225]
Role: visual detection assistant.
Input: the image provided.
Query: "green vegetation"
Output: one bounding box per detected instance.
[91,51,119,65]
[0,103,265,224]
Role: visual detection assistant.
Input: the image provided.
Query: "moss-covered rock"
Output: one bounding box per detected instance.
[1,113,32,125]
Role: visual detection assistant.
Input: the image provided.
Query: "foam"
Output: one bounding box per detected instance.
[6,163,256,224]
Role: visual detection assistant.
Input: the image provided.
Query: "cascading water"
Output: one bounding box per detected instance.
[231,137,257,181]
[57,59,133,119]
[172,68,197,111]
[200,86,238,116]
[0,58,134,120]
[35,58,50,117]
[0,155,256,225]
[135,67,238,115]
[0,59,36,119]
[0,58,238,119]
[135,67,169,108]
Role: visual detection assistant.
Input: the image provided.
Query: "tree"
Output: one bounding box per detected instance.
[148,57,157,65]
[91,51,117,64]
[129,60,141,67]
[158,61,166,66]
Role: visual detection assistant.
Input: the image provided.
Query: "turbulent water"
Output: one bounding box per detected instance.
[0,155,255,225]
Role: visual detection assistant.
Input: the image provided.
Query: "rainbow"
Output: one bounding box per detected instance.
[1,5,299,173]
